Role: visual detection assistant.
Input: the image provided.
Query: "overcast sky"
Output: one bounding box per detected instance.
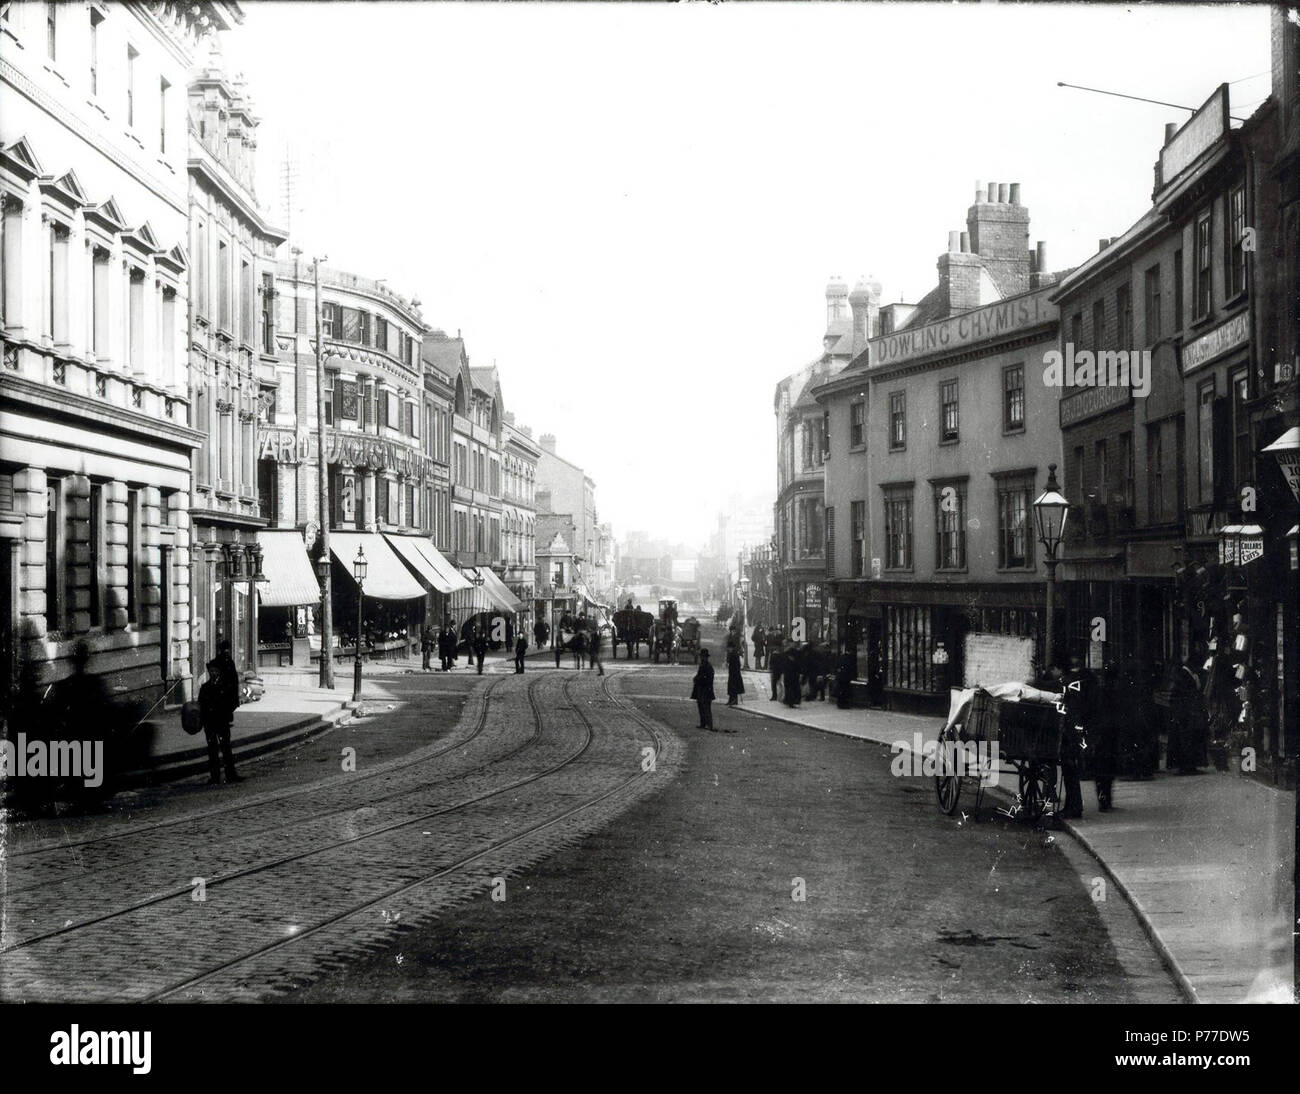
[224,1,1271,551]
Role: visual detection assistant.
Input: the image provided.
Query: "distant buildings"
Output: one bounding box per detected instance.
[535,432,612,603]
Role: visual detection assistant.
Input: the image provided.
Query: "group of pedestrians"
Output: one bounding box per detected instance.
[551,625,607,675]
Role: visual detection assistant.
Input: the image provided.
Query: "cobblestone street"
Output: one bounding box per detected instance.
[0,670,677,1001]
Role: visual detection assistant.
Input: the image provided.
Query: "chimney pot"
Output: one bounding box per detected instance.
[1099,238,1110,252]
[998,182,1010,203]
[960,231,970,253]
[975,180,985,203]
[948,230,961,252]
[1010,182,1021,205]
[1037,241,1048,271]
[986,180,998,203]
[1164,121,1178,143]
[1028,248,1038,273]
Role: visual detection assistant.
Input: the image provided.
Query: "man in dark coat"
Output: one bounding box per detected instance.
[835,645,857,709]
[437,625,453,671]
[472,627,488,674]
[782,642,802,707]
[752,624,767,670]
[554,632,564,669]
[533,618,547,650]
[573,629,587,670]
[768,643,784,702]
[1058,654,1096,819]
[514,632,528,674]
[1168,659,1209,774]
[420,625,433,671]
[1091,663,1122,811]
[589,627,605,676]
[726,643,744,706]
[691,648,716,730]
[201,643,243,784]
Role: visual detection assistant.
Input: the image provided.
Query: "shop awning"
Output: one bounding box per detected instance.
[574,584,611,627]
[384,535,472,594]
[331,532,425,600]
[257,531,321,607]
[461,566,523,614]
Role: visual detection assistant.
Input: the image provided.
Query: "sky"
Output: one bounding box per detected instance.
[222,1,1273,551]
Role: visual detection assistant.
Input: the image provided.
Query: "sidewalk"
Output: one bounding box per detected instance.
[728,669,1295,1005]
[120,676,355,783]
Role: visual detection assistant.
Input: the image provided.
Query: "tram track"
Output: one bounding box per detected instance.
[6,674,502,861]
[3,674,557,899]
[1,670,676,1002]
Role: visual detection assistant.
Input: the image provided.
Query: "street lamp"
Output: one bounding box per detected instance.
[315,554,331,677]
[352,545,367,701]
[1033,463,1071,675]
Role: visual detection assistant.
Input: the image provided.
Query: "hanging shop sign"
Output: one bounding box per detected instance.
[257,427,437,479]
[1238,525,1264,566]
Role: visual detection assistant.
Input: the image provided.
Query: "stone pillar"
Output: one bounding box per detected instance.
[104,480,129,630]
[171,489,192,699]
[65,474,92,634]
[140,485,162,627]
[15,467,48,648]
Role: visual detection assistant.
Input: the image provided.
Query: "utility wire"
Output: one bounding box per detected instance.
[1057,81,1247,122]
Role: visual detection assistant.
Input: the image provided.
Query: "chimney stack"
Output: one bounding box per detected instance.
[966,173,1032,296]
[848,276,882,356]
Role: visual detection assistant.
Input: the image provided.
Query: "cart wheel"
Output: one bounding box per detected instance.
[935,726,961,816]
[1019,762,1052,824]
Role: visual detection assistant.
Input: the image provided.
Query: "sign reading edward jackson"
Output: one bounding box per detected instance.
[258,426,438,479]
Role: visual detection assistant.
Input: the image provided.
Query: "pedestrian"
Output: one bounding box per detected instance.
[421,625,433,671]
[1058,653,1096,819]
[726,643,744,706]
[573,629,587,670]
[472,628,488,675]
[1091,663,1121,811]
[782,642,802,707]
[835,645,856,709]
[514,631,528,674]
[768,643,784,702]
[1167,658,1209,774]
[752,623,767,671]
[533,617,547,650]
[199,655,242,784]
[554,633,564,670]
[589,627,605,676]
[691,647,716,731]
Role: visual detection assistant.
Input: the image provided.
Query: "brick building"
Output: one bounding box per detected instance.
[815,184,1064,711]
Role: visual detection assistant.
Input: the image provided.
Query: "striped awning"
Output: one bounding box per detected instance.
[385,535,472,594]
[257,531,321,607]
[461,566,523,614]
[331,532,425,600]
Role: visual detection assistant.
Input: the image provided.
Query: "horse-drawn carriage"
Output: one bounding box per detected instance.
[612,605,654,659]
[678,617,701,662]
[651,598,679,663]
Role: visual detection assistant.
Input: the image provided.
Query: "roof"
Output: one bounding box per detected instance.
[469,366,497,394]
[421,333,465,376]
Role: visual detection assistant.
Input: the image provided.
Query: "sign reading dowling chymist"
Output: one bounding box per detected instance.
[868,289,1057,369]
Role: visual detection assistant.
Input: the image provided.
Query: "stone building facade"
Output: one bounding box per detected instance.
[186,36,285,680]
[1,0,231,705]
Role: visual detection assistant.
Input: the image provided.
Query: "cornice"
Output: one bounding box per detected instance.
[187,150,286,244]
[0,371,203,450]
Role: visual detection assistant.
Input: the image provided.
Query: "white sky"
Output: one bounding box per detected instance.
[223,1,1272,550]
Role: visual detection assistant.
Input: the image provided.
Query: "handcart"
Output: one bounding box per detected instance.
[934,682,1065,823]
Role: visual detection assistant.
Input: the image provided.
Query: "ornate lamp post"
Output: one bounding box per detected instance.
[352,545,367,701]
[315,555,332,679]
[1032,463,1071,675]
